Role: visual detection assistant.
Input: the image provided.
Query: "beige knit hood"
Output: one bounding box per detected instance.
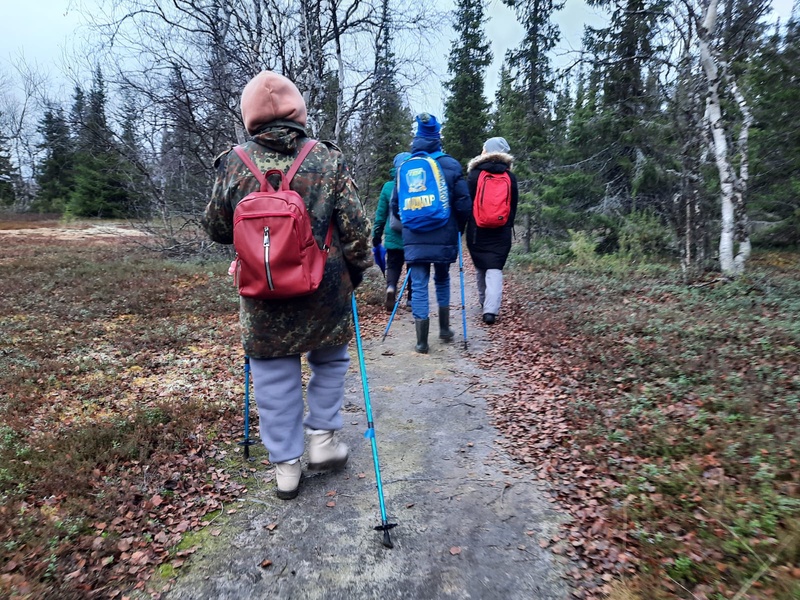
[240,71,307,135]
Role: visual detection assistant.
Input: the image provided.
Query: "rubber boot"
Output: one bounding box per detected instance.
[438,306,455,341]
[384,268,399,312]
[415,318,429,354]
[307,431,349,471]
[275,461,302,500]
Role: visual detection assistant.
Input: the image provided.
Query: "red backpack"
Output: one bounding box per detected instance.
[473,170,512,228]
[231,141,333,300]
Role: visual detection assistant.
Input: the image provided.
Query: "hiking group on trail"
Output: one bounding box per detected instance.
[201,70,518,502]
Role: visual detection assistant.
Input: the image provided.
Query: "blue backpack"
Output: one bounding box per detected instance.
[396,151,450,232]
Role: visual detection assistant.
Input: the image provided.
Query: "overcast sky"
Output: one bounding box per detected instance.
[0,0,607,116]
[0,0,795,117]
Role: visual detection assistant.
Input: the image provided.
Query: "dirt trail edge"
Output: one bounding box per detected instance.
[165,274,569,600]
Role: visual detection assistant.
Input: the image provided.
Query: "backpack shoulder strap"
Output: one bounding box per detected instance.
[429,151,445,160]
[283,139,333,249]
[232,146,271,192]
[284,139,318,188]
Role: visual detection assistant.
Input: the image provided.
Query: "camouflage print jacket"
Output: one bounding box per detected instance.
[202,122,373,359]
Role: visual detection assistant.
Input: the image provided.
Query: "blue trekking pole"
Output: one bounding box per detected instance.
[381,269,411,342]
[239,355,256,460]
[458,234,468,350]
[352,294,397,548]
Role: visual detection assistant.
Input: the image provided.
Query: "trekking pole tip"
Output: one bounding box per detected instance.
[382,530,394,549]
[375,522,397,548]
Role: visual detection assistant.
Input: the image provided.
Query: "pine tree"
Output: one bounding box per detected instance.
[443,0,492,167]
[33,106,74,213]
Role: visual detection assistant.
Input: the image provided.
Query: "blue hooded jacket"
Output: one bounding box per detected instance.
[390,137,471,264]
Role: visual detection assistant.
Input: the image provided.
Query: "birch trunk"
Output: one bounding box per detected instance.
[697,0,751,276]
[728,75,753,272]
[329,0,345,144]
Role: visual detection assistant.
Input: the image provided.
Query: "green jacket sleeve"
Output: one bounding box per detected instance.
[371,181,393,243]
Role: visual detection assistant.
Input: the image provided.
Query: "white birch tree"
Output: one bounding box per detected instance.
[696,0,754,275]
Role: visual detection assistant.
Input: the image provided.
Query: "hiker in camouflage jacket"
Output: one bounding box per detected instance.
[202,71,372,500]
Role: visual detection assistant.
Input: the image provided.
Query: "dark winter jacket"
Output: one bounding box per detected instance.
[390,137,471,264]
[371,168,404,251]
[465,151,518,271]
[202,123,373,359]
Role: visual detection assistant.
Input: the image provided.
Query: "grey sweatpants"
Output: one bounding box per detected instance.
[476,268,503,316]
[250,343,350,463]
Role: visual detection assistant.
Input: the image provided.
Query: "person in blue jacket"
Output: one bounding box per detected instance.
[390,114,472,353]
[372,152,413,312]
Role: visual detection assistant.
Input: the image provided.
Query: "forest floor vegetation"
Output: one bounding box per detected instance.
[0,217,797,599]
[490,248,800,599]
[0,225,252,598]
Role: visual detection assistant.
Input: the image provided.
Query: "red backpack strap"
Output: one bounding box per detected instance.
[285,140,333,250]
[235,140,333,248]
[232,146,273,192]
[283,139,318,188]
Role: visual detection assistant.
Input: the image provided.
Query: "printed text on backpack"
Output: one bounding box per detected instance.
[396,151,450,232]
[231,141,334,299]
[473,170,512,228]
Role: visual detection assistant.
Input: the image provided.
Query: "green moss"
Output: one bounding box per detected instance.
[157,563,176,579]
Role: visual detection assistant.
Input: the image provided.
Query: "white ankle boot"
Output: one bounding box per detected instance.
[307,431,349,471]
[274,460,301,499]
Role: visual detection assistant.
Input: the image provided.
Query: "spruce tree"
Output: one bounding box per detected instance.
[492,63,528,173]
[118,93,148,218]
[159,66,213,219]
[70,85,89,153]
[492,0,562,251]
[443,0,492,166]
[33,106,74,214]
[583,0,666,208]
[0,120,15,208]
[748,13,800,245]
[362,1,413,204]
[67,67,135,218]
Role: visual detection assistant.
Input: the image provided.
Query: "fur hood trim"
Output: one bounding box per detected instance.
[467,151,514,173]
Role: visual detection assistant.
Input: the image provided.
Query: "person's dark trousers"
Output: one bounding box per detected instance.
[385,248,412,302]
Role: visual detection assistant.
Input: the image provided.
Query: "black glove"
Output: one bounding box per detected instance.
[372,236,381,248]
[347,263,364,289]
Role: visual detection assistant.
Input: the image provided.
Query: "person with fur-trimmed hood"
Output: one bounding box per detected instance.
[202,71,372,501]
[465,137,518,325]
